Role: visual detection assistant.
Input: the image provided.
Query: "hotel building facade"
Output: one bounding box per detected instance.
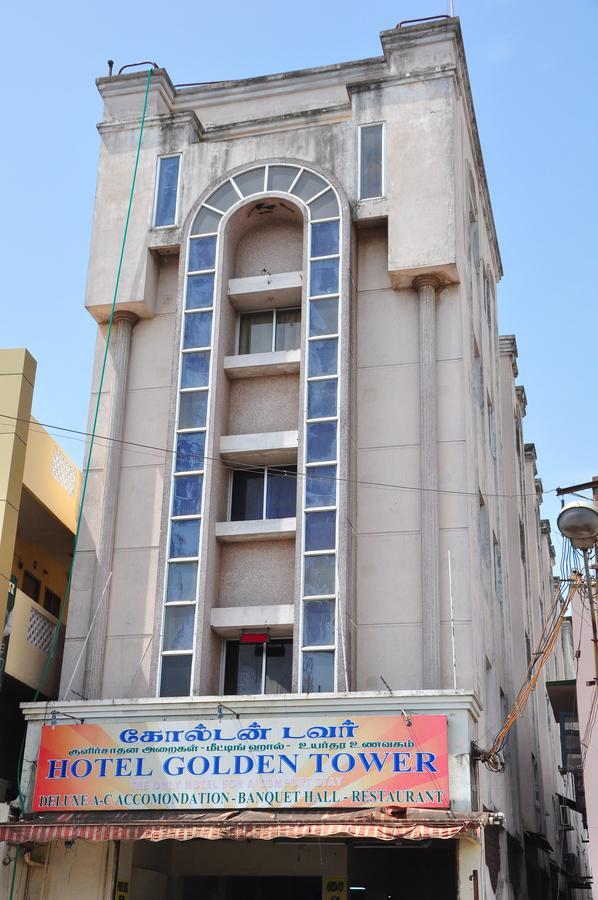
[1,17,589,900]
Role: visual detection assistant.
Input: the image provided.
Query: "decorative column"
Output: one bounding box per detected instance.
[414,274,442,689]
[83,311,138,699]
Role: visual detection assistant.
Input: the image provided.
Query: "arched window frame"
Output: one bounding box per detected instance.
[157,163,346,697]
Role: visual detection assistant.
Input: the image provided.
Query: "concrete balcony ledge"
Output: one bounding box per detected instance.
[224,348,300,379]
[6,588,62,695]
[210,604,295,637]
[220,430,298,465]
[215,517,296,543]
[228,271,302,310]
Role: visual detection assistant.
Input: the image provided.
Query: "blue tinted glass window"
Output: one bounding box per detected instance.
[176,433,205,472]
[179,391,208,429]
[266,466,297,519]
[309,190,339,220]
[292,170,327,201]
[360,124,384,199]
[155,156,180,227]
[303,599,335,646]
[302,651,334,692]
[305,465,336,508]
[186,274,214,309]
[163,606,195,651]
[169,518,200,558]
[311,221,339,258]
[191,206,222,235]
[207,180,239,212]
[306,422,336,462]
[307,379,337,419]
[304,553,335,596]
[234,168,266,196]
[308,339,338,378]
[188,236,217,272]
[310,258,339,296]
[183,312,212,350]
[173,475,203,516]
[305,510,336,551]
[231,469,264,521]
[267,165,297,192]
[166,562,197,603]
[309,298,338,337]
[160,654,192,697]
[181,351,210,388]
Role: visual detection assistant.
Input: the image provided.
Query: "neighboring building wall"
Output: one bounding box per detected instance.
[0,350,35,629]
[573,600,598,894]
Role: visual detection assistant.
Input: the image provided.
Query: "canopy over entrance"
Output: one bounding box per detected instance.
[0,808,485,844]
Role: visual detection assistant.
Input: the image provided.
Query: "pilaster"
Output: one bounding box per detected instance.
[414,274,443,689]
[83,312,138,699]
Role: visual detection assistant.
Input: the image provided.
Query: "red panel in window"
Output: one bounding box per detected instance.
[240,632,269,644]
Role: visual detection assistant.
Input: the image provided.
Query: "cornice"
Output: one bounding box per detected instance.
[499,335,518,378]
[515,385,527,417]
[97,67,176,106]
[172,57,386,106]
[21,690,482,723]
[203,102,352,140]
[98,110,204,139]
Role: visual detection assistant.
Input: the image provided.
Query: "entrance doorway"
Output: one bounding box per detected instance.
[182,876,322,900]
[349,842,457,899]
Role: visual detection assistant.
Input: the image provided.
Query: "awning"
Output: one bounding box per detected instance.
[0,808,483,844]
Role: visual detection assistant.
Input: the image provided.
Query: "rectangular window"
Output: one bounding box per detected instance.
[154,155,181,227]
[359,123,384,200]
[224,639,292,695]
[238,308,300,355]
[22,571,41,603]
[230,466,297,521]
[44,588,61,618]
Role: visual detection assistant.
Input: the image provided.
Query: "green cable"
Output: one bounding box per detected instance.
[7,66,153,900]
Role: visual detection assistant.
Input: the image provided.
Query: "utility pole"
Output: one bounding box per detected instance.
[556,478,598,685]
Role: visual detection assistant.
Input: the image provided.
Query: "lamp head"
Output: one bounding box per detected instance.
[557,500,598,550]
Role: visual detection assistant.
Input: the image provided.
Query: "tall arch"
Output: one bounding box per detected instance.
[158,163,348,697]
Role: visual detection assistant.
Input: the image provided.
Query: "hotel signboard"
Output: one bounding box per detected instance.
[32,713,449,812]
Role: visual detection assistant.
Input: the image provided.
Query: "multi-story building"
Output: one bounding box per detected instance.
[0,348,80,814]
[0,17,586,899]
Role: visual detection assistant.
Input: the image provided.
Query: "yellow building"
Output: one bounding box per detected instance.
[0,348,81,801]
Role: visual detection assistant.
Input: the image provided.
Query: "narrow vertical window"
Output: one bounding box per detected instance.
[154,155,181,227]
[359,124,384,200]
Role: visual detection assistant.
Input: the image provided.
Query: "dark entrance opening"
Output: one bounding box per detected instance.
[349,841,457,899]
[182,876,321,900]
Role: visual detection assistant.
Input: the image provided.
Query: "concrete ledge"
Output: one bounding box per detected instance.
[220,430,298,465]
[210,603,295,637]
[216,517,296,543]
[228,271,302,310]
[224,349,300,379]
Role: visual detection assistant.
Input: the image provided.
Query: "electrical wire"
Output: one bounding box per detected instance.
[475,575,580,772]
[0,411,560,502]
[6,67,154,900]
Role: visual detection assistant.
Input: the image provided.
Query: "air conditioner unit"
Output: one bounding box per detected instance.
[559,804,573,830]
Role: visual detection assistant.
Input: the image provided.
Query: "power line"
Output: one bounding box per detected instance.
[0,411,558,502]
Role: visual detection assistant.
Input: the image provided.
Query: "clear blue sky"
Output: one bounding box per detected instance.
[2,0,596,539]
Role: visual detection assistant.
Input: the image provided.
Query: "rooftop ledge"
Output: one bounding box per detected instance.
[21,689,482,723]
[224,349,300,379]
[215,517,296,543]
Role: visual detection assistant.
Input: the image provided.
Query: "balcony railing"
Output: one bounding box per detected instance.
[5,588,63,696]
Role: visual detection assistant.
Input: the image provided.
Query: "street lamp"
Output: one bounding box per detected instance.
[557,500,598,550]
[557,499,598,685]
